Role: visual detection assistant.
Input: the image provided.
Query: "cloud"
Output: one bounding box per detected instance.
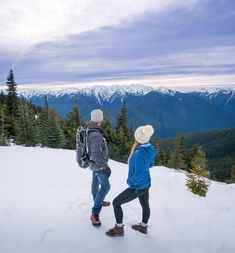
[1,0,234,90]
[2,74,234,92]
[27,44,235,78]
[0,0,199,51]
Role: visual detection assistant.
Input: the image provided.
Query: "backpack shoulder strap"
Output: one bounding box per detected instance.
[85,127,90,154]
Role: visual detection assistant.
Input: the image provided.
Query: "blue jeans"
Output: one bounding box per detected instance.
[91,170,110,215]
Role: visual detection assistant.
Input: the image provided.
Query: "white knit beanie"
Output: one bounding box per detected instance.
[90,109,104,123]
[134,125,154,144]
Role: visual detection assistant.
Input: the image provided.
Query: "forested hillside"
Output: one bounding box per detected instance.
[160,129,235,182]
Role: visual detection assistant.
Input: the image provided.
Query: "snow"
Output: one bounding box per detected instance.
[0,146,235,253]
[192,88,235,97]
[18,89,57,99]
[191,88,235,105]
[4,84,155,101]
[2,84,234,104]
[1,84,178,102]
[77,84,154,102]
[154,86,177,96]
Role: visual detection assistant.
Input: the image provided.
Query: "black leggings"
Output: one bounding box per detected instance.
[112,186,150,224]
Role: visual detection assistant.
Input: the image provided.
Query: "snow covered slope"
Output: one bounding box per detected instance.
[0,147,235,253]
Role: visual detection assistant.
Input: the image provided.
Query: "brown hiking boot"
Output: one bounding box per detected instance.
[90,214,101,226]
[131,224,148,234]
[105,225,124,237]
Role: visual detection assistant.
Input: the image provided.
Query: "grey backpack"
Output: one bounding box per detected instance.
[76,126,90,169]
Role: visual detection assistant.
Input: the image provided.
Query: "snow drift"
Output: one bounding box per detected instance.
[0,147,235,253]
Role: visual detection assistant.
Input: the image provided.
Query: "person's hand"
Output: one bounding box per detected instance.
[104,166,111,178]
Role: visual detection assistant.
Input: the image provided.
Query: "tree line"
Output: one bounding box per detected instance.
[1,70,234,186]
[0,70,134,160]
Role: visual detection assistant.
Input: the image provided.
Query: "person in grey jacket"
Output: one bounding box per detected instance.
[88,109,111,226]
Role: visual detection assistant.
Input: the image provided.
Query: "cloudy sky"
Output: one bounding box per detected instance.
[0,0,235,90]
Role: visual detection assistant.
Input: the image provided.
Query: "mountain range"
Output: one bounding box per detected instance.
[19,85,235,137]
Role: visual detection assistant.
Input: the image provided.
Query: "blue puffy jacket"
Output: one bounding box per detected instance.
[127,143,157,190]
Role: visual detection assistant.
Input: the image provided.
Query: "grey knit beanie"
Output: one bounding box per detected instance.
[90,109,104,123]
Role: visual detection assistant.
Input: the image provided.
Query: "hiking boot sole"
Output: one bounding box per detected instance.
[131,227,147,234]
[105,232,124,237]
[92,222,101,227]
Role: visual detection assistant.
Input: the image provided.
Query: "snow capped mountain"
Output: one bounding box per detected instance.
[3,83,234,103]
[0,146,235,253]
[190,88,235,108]
[153,86,177,96]
[74,84,155,103]
[192,87,235,97]
[15,84,180,102]
[18,89,57,99]
[77,84,154,98]
[17,84,155,101]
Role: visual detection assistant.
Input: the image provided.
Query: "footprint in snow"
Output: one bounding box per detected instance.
[40,228,54,243]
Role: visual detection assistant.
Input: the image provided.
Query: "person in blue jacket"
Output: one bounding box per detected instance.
[106,125,157,237]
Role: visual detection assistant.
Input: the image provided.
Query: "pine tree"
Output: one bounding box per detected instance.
[113,100,133,162]
[168,135,187,170]
[101,114,113,143]
[47,110,65,148]
[186,166,210,197]
[165,148,171,167]
[5,69,18,138]
[154,138,166,166]
[100,113,120,160]
[0,91,5,104]
[38,96,50,146]
[16,101,40,146]
[158,148,166,166]
[64,99,82,149]
[228,165,235,183]
[189,145,207,170]
[113,127,132,162]
[6,70,18,116]
[0,104,7,145]
[116,100,131,140]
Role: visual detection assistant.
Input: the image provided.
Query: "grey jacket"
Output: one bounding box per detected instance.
[87,121,109,171]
